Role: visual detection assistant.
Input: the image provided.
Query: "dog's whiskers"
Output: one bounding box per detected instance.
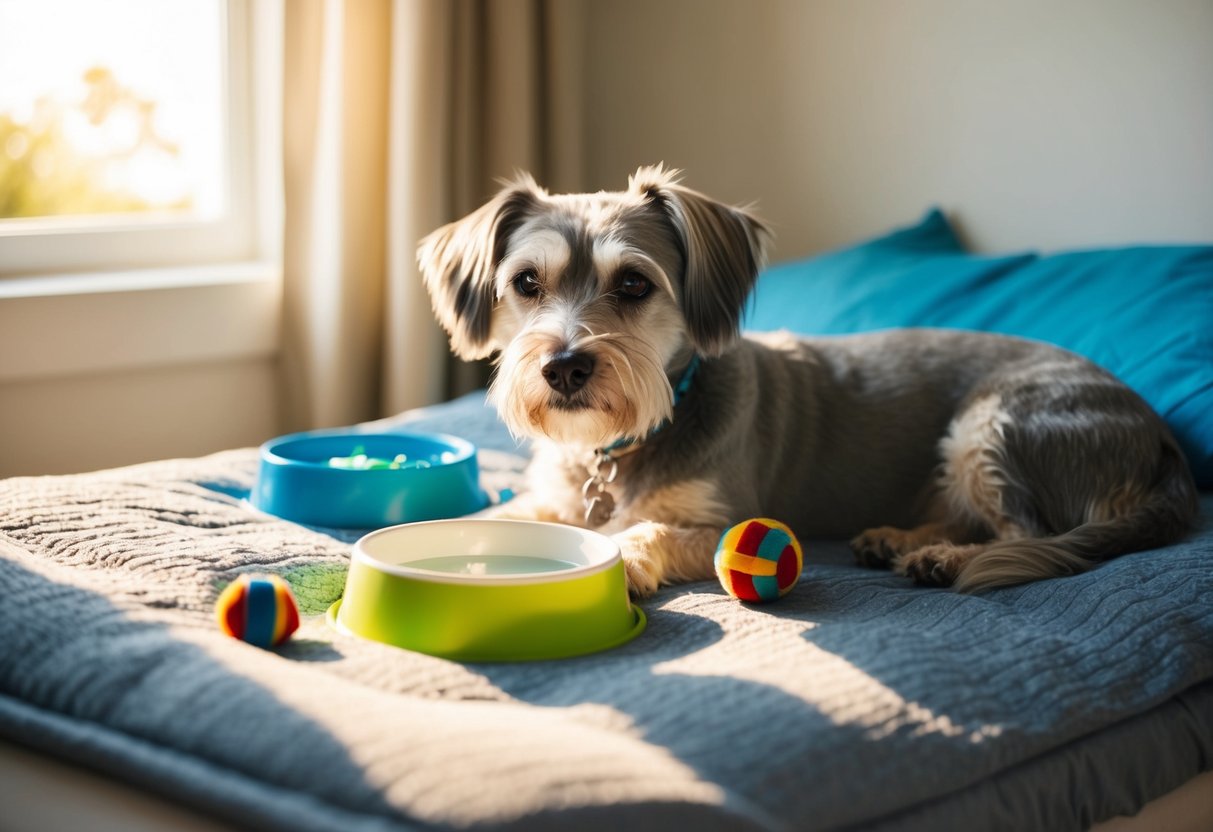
[577,330,676,402]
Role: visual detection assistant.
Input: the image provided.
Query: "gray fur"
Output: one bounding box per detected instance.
[632,329,1198,587]
[417,177,543,359]
[630,167,773,356]
[419,167,1200,595]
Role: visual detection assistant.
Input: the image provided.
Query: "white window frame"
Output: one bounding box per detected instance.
[0,0,282,383]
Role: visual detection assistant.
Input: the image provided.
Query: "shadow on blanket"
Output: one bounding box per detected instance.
[0,556,398,830]
[471,502,1213,830]
[469,600,945,829]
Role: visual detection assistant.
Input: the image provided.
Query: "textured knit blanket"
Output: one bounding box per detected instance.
[2,392,1212,831]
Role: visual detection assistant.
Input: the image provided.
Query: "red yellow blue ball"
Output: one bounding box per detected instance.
[215,574,300,648]
[715,518,803,602]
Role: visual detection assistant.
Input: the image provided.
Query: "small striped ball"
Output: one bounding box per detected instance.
[714,518,804,602]
[215,574,300,648]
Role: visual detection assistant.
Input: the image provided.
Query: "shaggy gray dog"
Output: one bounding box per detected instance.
[418,166,1198,596]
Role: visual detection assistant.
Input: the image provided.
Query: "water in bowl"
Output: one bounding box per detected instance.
[407,555,577,576]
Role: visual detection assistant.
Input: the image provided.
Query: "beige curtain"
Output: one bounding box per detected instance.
[280,0,586,432]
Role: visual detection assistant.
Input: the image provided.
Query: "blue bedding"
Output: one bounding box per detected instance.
[1,391,1211,831]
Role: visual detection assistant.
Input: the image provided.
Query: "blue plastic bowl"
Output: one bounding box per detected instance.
[252,430,487,529]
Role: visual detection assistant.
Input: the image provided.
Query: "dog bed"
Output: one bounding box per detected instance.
[2,389,1212,831]
[6,208,1212,830]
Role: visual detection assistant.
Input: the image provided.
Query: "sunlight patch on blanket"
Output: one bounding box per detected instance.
[651,596,1003,744]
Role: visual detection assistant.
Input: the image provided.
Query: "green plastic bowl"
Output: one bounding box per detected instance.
[329,519,645,661]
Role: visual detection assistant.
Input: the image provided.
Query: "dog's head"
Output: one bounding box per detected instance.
[417,165,769,448]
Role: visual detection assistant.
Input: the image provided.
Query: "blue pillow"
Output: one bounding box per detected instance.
[744,209,1213,487]
[746,209,1037,335]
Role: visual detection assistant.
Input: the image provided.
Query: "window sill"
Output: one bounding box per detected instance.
[0,262,281,383]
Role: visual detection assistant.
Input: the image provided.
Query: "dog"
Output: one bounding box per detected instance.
[417,165,1199,597]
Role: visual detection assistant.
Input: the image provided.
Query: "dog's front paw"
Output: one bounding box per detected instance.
[610,521,721,597]
[612,523,667,598]
[622,553,662,598]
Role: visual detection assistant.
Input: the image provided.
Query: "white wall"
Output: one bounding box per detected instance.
[0,359,278,477]
[584,0,1213,260]
[0,271,282,478]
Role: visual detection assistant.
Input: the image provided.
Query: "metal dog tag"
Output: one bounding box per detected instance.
[584,491,615,527]
[582,494,611,528]
[582,452,619,527]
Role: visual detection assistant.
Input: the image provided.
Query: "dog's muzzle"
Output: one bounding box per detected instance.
[542,350,595,398]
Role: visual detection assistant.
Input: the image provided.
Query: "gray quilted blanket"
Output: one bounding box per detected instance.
[2,392,1212,831]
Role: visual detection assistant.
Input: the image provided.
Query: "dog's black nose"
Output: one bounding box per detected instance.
[542,351,595,397]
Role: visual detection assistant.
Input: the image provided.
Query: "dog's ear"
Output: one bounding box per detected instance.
[629,164,771,357]
[417,175,544,359]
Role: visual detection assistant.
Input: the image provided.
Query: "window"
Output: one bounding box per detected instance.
[0,0,281,388]
[0,0,273,277]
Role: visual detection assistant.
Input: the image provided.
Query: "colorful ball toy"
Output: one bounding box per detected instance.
[714,518,804,602]
[215,574,300,648]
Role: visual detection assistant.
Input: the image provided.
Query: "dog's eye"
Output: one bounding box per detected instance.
[512,270,542,298]
[619,272,651,299]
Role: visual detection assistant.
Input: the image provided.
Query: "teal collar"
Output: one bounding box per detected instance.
[600,354,700,457]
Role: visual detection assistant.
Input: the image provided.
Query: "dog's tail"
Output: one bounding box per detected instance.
[954,441,1200,593]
